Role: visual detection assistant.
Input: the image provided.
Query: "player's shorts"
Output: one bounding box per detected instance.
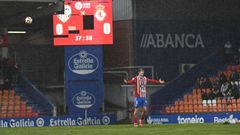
[134,97,147,108]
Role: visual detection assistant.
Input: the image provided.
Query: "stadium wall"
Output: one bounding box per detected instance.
[150,52,225,110]
[134,0,240,21]
[133,20,240,81]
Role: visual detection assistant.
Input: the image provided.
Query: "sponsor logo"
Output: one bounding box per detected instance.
[177,115,204,124]
[49,116,111,126]
[95,4,106,21]
[57,5,71,23]
[75,2,91,10]
[36,118,45,127]
[8,119,35,128]
[72,91,96,109]
[0,116,113,128]
[83,3,91,9]
[147,116,169,124]
[75,2,83,10]
[50,118,77,126]
[140,33,205,49]
[0,120,8,128]
[102,116,111,125]
[68,51,99,75]
[77,117,101,126]
[214,115,239,123]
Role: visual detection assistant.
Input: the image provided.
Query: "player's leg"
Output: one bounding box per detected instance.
[139,99,148,127]
[133,107,139,127]
[133,97,140,127]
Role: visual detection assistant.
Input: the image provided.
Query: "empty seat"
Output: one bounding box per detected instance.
[165,106,170,113]
[232,104,237,112]
[175,105,179,113]
[170,106,175,113]
[189,105,193,113]
[227,105,233,112]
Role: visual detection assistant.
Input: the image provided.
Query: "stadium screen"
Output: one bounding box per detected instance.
[53,0,113,46]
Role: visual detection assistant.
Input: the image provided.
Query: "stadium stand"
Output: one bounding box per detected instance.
[0,89,39,118]
[163,64,240,114]
[0,58,54,118]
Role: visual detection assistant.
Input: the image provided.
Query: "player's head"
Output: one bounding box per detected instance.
[138,68,144,76]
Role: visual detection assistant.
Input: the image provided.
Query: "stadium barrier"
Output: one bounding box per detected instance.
[147,113,240,124]
[0,114,116,128]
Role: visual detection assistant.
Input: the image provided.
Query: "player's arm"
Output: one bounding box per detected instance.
[124,77,136,84]
[147,78,165,84]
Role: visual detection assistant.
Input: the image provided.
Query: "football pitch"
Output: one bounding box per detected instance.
[1,124,240,135]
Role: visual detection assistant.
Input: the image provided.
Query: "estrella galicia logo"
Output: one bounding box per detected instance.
[68,51,99,75]
[72,91,96,109]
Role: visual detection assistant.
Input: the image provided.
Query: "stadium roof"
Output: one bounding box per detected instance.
[0,0,63,28]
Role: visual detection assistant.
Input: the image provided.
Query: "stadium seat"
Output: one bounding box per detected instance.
[237,104,240,111]
[232,104,237,112]
[3,90,9,96]
[217,99,222,105]
[203,106,208,113]
[165,106,170,113]
[232,99,237,105]
[175,105,179,113]
[227,105,233,112]
[217,104,222,112]
[193,104,198,113]
[14,112,20,118]
[184,105,189,113]
[32,112,38,117]
[212,100,216,106]
[237,99,240,104]
[0,113,7,118]
[9,90,14,96]
[20,112,26,117]
[212,106,218,112]
[192,89,197,95]
[198,105,203,113]
[7,113,13,118]
[175,100,180,106]
[202,100,207,106]
[189,105,193,113]
[170,106,175,113]
[207,100,212,106]
[188,98,193,105]
[2,101,8,106]
[222,104,227,112]
[222,99,227,105]
[196,89,201,95]
[8,106,14,112]
[179,105,184,113]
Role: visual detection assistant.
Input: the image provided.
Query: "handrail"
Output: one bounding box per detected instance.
[18,72,55,116]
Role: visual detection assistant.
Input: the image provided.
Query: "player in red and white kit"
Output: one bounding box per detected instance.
[124,68,165,127]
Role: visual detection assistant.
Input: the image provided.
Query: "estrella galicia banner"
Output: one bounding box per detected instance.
[65,46,103,80]
[67,80,104,116]
[147,113,240,124]
[0,114,116,128]
[65,46,104,116]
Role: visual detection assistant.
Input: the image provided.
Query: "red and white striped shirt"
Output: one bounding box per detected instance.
[127,76,160,98]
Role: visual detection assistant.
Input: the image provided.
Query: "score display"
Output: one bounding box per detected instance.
[53,0,113,46]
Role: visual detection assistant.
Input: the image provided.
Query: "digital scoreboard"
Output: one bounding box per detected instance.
[53,0,113,46]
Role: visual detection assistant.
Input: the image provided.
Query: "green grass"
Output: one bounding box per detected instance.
[1,124,240,135]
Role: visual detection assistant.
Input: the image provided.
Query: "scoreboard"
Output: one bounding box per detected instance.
[53,0,113,46]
